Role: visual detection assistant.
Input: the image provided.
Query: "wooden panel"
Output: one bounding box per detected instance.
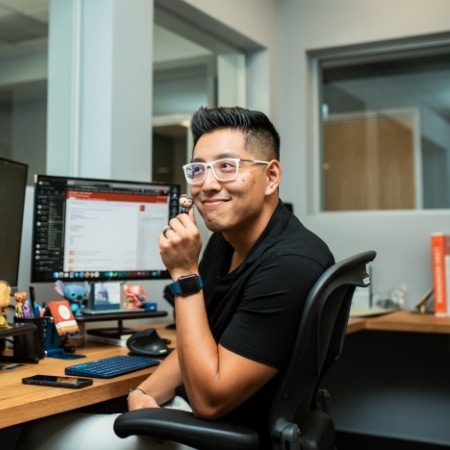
[324,116,415,210]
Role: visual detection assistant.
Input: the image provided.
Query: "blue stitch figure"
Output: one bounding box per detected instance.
[54,281,89,316]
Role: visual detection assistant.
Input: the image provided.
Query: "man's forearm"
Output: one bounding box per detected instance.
[136,349,182,406]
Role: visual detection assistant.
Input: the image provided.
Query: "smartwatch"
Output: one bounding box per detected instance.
[169,274,204,296]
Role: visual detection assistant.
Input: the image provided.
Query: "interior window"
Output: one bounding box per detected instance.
[318,44,450,211]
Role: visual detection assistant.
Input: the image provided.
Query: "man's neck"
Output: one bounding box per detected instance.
[224,201,278,272]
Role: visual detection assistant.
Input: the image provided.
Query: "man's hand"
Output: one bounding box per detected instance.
[128,388,160,411]
[159,208,202,278]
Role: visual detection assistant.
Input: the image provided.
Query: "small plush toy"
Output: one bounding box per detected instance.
[123,284,147,309]
[54,280,89,315]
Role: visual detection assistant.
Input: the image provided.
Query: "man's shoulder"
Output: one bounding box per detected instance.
[274,214,334,268]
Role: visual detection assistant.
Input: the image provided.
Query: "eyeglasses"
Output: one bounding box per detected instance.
[183,158,269,185]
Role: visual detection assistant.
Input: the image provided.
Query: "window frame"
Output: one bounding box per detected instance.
[308,34,450,213]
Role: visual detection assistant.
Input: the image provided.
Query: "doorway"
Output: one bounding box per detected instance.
[152,114,192,191]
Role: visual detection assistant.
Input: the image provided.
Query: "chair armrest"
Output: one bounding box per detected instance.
[113,408,259,450]
[271,410,334,450]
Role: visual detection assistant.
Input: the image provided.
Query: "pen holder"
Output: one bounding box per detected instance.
[13,317,46,360]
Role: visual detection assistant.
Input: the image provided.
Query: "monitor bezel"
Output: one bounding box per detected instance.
[30,173,180,283]
[0,157,28,292]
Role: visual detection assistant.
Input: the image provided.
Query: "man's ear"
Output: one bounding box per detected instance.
[265,160,282,194]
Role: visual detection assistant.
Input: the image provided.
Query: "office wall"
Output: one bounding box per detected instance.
[179,0,280,120]
[277,0,450,306]
[13,0,450,309]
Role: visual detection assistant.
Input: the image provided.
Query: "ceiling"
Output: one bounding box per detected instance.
[0,0,48,60]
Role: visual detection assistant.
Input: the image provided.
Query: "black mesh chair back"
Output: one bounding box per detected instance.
[269,250,376,450]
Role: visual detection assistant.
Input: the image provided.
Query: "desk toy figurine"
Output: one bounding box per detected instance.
[123,284,147,309]
[179,194,193,213]
[14,291,27,318]
[0,280,11,329]
[54,280,89,316]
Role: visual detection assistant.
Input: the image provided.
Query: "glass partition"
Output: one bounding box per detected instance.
[317,43,450,210]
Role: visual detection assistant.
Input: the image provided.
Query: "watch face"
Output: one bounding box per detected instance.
[179,275,200,293]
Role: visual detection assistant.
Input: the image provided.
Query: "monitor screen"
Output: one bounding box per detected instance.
[0,157,28,292]
[31,174,180,283]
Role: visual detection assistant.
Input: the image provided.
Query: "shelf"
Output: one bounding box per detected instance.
[0,322,37,339]
[76,310,167,323]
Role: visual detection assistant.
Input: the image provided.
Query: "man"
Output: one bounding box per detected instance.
[128,106,334,443]
[16,106,333,450]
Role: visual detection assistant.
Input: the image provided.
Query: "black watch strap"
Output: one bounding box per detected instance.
[169,274,204,296]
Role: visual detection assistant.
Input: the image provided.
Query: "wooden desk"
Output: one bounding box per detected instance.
[365,309,450,334]
[0,323,175,429]
[345,317,367,334]
[2,311,449,430]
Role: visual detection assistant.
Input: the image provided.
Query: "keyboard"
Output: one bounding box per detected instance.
[65,355,159,378]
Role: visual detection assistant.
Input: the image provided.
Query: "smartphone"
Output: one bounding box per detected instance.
[22,374,93,389]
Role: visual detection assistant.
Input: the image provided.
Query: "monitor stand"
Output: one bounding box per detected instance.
[87,320,135,339]
[0,322,36,339]
[77,310,168,340]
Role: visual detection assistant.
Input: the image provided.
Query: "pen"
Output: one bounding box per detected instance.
[29,286,40,317]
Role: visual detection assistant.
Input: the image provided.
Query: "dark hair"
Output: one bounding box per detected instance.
[190,106,280,160]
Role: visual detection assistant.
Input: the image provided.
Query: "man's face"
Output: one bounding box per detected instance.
[189,129,269,234]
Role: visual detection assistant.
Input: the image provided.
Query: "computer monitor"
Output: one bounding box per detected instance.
[30,174,180,284]
[0,157,28,293]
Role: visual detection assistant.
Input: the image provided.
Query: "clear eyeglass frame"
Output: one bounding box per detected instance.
[182,158,269,185]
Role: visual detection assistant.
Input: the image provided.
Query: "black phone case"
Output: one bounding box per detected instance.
[22,375,93,389]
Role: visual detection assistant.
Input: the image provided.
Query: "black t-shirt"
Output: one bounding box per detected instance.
[180,201,334,448]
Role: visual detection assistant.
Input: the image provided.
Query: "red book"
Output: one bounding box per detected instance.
[430,233,450,317]
[47,299,80,335]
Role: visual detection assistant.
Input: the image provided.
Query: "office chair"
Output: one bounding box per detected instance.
[114,250,376,450]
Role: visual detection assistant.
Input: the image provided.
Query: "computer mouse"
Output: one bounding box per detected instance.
[126,328,171,357]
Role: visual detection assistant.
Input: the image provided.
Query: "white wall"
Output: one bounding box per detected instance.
[277,0,450,306]
[181,0,280,121]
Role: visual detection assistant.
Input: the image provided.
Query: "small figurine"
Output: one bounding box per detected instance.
[22,299,33,318]
[123,284,147,309]
[14,291,27,318]
[0,280,11,329]
[179,194,193,214]
[54,280,89,316]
